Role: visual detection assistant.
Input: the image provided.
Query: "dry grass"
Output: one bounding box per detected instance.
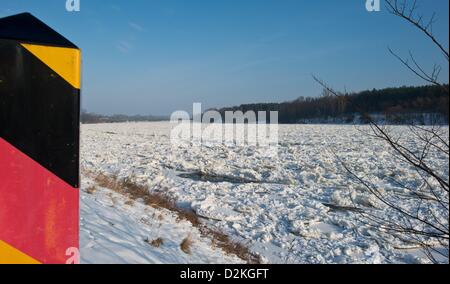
[87,171,261,264]
[204,229,260,264]
[85,185,97,194]
[94,174,201,226]
[180,236,193,254]
[146,237,164,248]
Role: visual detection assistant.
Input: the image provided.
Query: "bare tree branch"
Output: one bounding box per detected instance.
[385,0,449,61]
[312,0,449,263]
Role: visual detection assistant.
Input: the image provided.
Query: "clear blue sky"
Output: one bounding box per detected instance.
[1,0,449,115]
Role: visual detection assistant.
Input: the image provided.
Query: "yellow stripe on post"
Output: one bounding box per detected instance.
[20,43,81,89]
[0,240,41,264]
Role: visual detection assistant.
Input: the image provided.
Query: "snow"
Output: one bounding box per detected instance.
[80,122,449,264]
[80,177,244,264]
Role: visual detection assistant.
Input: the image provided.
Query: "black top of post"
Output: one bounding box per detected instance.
[0,12,77,48]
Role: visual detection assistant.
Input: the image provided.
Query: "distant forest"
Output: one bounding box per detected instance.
[82,84,449,124]
[81,112,168,124]
[214,84,449,124]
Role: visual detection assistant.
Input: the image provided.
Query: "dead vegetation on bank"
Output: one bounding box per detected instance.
[180,236,193,254]
[84,171,261,264]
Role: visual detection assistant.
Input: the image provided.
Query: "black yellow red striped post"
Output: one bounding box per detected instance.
[0,13,80,264]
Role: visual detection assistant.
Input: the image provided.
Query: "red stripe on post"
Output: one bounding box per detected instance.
[0,138,79,264]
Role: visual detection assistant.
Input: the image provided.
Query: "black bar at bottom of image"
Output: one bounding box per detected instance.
[1,264,448,282]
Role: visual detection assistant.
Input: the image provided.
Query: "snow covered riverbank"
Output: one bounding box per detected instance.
[80,122,449,264]
[80,175,244,264]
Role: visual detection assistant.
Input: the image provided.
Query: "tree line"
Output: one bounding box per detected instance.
[81,111,168,124]
[214,84,449,124]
